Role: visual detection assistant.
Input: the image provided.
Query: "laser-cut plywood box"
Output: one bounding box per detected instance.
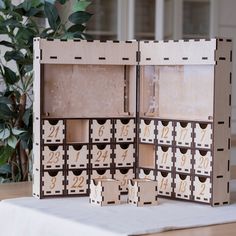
[33,38,232,206]
[90,178,121,206]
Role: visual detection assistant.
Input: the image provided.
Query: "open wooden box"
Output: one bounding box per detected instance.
[33,38,232,206]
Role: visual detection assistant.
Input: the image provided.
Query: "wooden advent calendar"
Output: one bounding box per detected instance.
[33,37,232,206]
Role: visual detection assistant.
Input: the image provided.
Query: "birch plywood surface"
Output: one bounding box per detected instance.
[43,65,126,118]
[140,65,214,121]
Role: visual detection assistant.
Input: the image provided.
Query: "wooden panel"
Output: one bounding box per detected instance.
[40,39,138,65]
[139,39,216,65]
[43,64,136,118]
[140,65,214,121]
[212,39,232,206]
[32,38,41,198]
[139,144,156,169]
[66,120,89,143]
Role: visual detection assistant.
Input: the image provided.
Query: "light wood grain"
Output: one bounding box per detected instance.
[0,182,32,200]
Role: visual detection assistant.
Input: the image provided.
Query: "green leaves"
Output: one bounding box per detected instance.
[0,128,10,140]
[67,24,86,33]
[4,51,25,62]
[0,146,14,165]
[7,135,18,148]
[73,0,91,11]
[0,0,5,10]
[0,104,15,120]
[69,11,92,24]
[3,66,19,85]
[44,1,61,31]
[57,0,67,4]
[0,40,14,48]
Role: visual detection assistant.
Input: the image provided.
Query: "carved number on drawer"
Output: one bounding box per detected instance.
[198,157,209,169]
[178,181,187,193]
[200,183,206,195]
[120,125,129,137]
[160,178,168,190]
[50,177,57,189]
[120,174,128,186]
[95,150,108,162]
[161,127,169,139]
[47,151,60,164]
[98,125,105,137]
[71,176,84,188]
[48,126,60,138]
[180,128,188,140]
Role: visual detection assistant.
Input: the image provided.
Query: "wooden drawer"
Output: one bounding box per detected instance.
[67,145,89,169]
[66,169,88,195]
[114,143,135,167]
[42,145,64,170]
[42,171,64,196]
[42,120,65,144]
[115,118,135,142]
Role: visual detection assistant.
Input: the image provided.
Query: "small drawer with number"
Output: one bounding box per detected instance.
[194,123,212,149]
[91,119,112,143]
[157,171,173,197]
[175,148,192,174]
[175,122,193,147]
[42,145,64,170]
[67,169,88,195]
[193,176,211,203]
[139,168,156,180]
[174,174,191,200]
[194,150,212,176]
[91,169,112,180]
[42,170,64,196]
[114,143,135,167]
[67,145,89,169]
[115,118,135,142]
[42,120,65,144]
[157,120,173,145]
[139,119,155,143]
[91,144,112,168]
[156,146,173,171]
[114,168,135,193]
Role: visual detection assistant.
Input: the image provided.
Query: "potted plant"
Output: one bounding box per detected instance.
[0,0,92,182]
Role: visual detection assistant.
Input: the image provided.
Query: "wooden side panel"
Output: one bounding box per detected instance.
[139,39,216,65]
[40,39,138,65]
[33,38,41,198]
[212,39,232,206]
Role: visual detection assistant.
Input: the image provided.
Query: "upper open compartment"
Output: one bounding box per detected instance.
[38,39,138,118]
[139,39,217,122]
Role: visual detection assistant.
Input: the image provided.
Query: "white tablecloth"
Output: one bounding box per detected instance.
[1,181,236,236]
